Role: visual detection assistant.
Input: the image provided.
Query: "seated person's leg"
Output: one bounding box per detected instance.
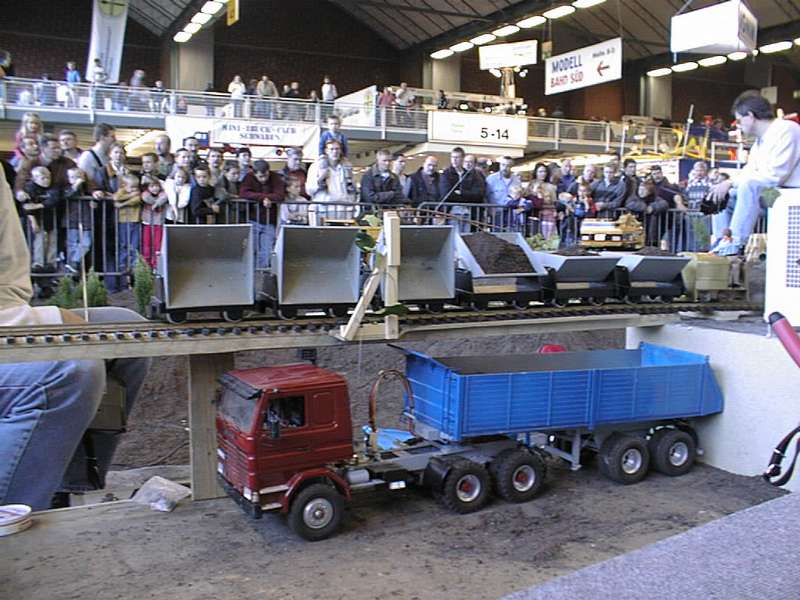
[61,307,151,492]
[0,359,106,510]
[729,179,764,249]
[711,189,736,243]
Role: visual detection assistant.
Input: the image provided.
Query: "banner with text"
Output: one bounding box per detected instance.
[164,116,320,161]
[86,0,129,84]
[545,37,622,96]
[428,111,528,148]
[334,85,377,128]
[479,40,538,70]
[671,0,757,54]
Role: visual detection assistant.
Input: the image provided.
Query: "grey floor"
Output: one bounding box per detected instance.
[504,491,800,600]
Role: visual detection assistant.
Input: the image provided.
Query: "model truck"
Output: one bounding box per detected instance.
[215,343,723,540]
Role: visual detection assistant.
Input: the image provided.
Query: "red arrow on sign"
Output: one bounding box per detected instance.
[597,61,610,76]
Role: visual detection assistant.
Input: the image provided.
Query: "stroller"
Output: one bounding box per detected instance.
[763,312,800,486]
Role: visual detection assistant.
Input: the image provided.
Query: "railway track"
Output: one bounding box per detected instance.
[1,301,760,347]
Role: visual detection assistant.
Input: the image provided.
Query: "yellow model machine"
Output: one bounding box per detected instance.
[579,214,645,250]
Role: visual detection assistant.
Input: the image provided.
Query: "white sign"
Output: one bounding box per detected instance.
[86,0,129,84]
[335,85,377,127]
[671,0,757,54]
[164,116,320,161]
[479,40,538,70]
[545,38,622,96]
[428,111,528,148]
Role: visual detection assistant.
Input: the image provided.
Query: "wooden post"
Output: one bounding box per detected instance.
[188,352,234,500]
[383,212,401,339]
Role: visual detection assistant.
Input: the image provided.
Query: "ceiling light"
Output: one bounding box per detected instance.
[470,33,497,45]
[450,41,475,52]
[184,22,202,33]
[489,69,502,78]
[493,25,520,37]
[759,40,793,54]
[517,15,546,28]
[572,0,607,7]
[671,61,699,72]
[543,5,577,19]
[698,55,727,67]
[647,67,672,77]
[430,49,455,59]
[201,1,223,14]
[191,12,213,24]
[727,51,748,61]
[173,31,192,43]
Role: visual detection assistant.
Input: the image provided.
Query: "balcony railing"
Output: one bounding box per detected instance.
[2,76,679,152]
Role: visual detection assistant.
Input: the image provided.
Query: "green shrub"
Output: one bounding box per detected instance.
[86,269,108,307]
[52,277,78,309]
[133,254,154,315]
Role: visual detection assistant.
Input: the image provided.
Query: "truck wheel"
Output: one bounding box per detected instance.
[598,434,650,485]
[649,429,696,476]
[440,460,491,514]
[493,450,546,503]
[288,483,344,541]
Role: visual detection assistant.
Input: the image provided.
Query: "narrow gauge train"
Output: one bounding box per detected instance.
[148,225,756,324]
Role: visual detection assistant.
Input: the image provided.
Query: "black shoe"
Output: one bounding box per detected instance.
[50,492,71,509]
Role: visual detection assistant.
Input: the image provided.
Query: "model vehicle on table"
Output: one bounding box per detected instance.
[215,343,723,540]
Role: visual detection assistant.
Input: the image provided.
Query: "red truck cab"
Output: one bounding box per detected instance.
[216,363,354,518]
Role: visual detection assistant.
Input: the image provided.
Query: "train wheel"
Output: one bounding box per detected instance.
[277,307,298,320]
[470,299,489,311]
[439,460,491,514]
[165,311,187,325]
[426,302,445,313]
[550,298,568,308]
[328,306,349,318]
[624,295,641,305]
[588,296,605,306]
[221,309,244,323]
[598,434,650,485]
[512,300,529,310]
[649,429,696,476]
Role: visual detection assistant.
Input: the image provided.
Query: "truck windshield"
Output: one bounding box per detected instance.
[218,388,258,431]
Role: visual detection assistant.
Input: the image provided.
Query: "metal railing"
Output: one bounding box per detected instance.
[20,191,767,298]
[2,76,679,150]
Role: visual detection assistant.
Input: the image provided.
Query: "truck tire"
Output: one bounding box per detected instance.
[649,429,697,476]
[288,483,344,541]
[493,450,546,503]
[598,434,650,485]
[440,460,491,514]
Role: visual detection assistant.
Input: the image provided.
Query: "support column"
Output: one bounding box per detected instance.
[430,54,461,92]
[641,74,672,120]
[172,27,215,91]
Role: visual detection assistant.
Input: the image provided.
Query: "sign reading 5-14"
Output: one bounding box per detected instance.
[428,112,528,148]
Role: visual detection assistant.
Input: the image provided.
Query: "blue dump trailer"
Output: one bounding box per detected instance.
[402,343,723,484]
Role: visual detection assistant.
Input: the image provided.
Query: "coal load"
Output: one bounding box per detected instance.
[554,246,600,256]
[634,246,677,257]
[464,232,534,274]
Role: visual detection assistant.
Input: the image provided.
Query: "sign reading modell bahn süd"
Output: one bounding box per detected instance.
[545,37,622,96]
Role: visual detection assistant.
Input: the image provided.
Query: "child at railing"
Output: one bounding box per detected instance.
[141,178,168,269]
[164,167,191,224]
[189,166,218,224]
[22,166,61,272]
[112,173,142,290]
[64,167,95,273]
[504,184,534,234]
[279,176,310,228]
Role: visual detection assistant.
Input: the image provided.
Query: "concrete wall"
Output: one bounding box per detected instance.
[628,323,800,492]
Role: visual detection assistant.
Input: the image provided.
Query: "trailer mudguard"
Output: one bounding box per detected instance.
[422,456,453,492]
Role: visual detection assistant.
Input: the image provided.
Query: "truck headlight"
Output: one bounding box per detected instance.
[243,486,253,501]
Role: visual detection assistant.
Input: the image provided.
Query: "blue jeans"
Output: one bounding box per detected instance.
[250,221,276,270]
[0,358,106,509]
[67,228,92,269]
[712,179,765,247]
[0,307,150,509]
[117,222,140,274]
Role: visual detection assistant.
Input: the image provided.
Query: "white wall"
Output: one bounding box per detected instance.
[628,323,799,492]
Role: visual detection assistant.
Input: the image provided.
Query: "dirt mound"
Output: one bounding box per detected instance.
[463,232,534,274]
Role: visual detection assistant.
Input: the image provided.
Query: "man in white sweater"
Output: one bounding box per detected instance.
[710,91,800,250]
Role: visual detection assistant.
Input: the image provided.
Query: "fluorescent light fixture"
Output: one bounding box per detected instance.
[543,5,576,19]
[647,67,673,77]
[517,15,546,28]
[493,25,520,37]
[795,37,800,45]
[759,40,793,54]
[698,55,727,67]
[671,61,699,72]
[470,33,497,45]
[572,0,607,7]
[430,49,455,59]
[450,41,475,52]
[200,1,223,14]
[727,51,748,61]
[173,31,192,43]
[191,12,213,24]
[184,22,202,33]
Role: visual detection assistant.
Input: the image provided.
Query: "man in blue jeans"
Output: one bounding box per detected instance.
[0,167,148,510]
[240,159,285,270]
[710,91,800,252]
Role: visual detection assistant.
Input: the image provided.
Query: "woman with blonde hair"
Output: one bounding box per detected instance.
[12,112,44,167]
